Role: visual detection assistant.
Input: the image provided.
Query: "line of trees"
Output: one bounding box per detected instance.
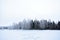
[0,19,60,30]
[10,19,60,30]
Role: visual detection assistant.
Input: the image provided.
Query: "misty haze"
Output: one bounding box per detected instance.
[0,0,60,40]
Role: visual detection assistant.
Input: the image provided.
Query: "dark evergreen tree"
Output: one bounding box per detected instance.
[47,22,53,29]
[52,21,56,29]
[57,21,60,29]
[33,20,40,29]
[29,20,34,29]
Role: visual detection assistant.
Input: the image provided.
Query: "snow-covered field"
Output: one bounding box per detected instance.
[0,30,60,40]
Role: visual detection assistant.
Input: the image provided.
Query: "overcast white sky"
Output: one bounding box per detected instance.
[0,0,60,26]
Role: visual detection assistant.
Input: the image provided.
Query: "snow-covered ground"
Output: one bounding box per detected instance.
[0,30,60,40]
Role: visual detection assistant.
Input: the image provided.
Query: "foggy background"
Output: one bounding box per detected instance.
[0,0,60,26]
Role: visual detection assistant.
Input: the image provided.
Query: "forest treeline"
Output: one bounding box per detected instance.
[0,19,60,30]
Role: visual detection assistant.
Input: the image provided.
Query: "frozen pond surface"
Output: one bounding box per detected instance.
[0,30,60,40]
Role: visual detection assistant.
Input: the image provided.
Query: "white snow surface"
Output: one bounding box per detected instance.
[0,30,60,40]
